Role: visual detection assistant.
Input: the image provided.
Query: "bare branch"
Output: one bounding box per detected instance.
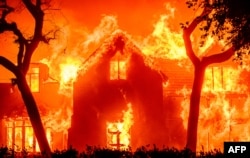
[183,29,200,65]
[202,47,235,66]
[17,41,25,69]
[36,0,41,7]
[0,4,14,19]
[0,1,52,156]
[183,7,212,36]
[0,56,18,76]
[22,0,43,40]
[183,6,213,66]
[41,28,60,44]
[22,0,44,74]
[0,19,27,69]
[22,0,41,18]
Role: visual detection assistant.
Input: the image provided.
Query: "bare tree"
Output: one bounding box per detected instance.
[0,0,52,157]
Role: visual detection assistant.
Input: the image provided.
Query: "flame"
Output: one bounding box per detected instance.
[36,16,120,150]
[203,67,247,93]
[141,3,187,60]
[142,3,250,152]
[106,103,133,149]
[179,65,250,151]
[33,2,250,152]
[60,60,79,84]
[4,118,54,152]
[58,57,82,96]
[41,15,119,92]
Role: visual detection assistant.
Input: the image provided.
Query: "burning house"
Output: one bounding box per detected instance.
[0,30,170,152]
[0,63,69,152]
[1,28,250,153]
[68,30,169,151]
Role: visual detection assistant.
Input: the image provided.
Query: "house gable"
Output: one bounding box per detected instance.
[68,30,168,150]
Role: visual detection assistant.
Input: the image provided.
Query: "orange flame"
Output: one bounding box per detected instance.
[58,57,82,96]
[4,117,55,152]
[34,2,250,152]
[141,3,187,60]
[179,66,249,151]
[106,103,133,149]
[38,16,121,146]
[144,3,250,152]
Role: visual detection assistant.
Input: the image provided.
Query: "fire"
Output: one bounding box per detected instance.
[42,15,120,93]
[141,3,187,60]
[203,67,247,93]
[60,60,79,84]
[4,117,55,152]
[139,2,250,152]
[58,57,82,95]
[8,1,249,152]
[179,66,250,151]
[33,15,122,152]
[106,103,133,149]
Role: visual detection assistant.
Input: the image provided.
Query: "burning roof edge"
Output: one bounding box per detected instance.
[77,29,168,82]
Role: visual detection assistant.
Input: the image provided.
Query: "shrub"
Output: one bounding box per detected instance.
[0,146,226,158]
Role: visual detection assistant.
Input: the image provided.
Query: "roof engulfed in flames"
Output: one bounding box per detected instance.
[37,4,250,151]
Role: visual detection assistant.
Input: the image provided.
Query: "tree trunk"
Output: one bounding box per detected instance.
[16,72,51,158]
[186,64,206,153]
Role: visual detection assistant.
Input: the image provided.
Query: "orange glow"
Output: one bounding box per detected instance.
[142,3,250,152]
[4,117,54,152]
[180,65,250,151]
[44,108,72,133]
[26,67,40,92]
[25,126,34,151]
[203,67,247,93]
[44,2,248,152]
[141,3,187,60]
[110,51,128,80]
[59,57,81,94]
[3,0,250,153]
[107,103,133,149]
[60,61,79,84]
[110,60,127,80]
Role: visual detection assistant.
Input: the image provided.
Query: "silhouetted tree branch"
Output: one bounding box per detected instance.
[202,47,234,66]
[182,4,237,154]
[183,0,250,154]
[0,0,53,157]
[183,6,212,66]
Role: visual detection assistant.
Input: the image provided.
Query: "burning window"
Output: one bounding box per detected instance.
[106,103,133,150]
[204,67,238,92]
[4,117,52,152]
[107,122,125,150]
[26,67,40,92]
[110,52,127,80]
